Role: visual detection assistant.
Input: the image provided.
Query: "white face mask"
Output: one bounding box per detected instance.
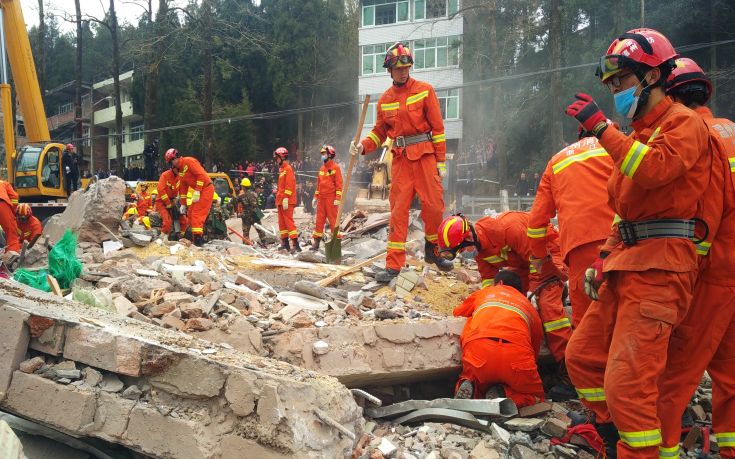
[321,155,328,162]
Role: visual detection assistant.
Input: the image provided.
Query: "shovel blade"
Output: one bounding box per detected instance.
[324,231,342,264]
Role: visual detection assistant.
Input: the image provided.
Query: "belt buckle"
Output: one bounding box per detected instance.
[395,136,406,148]
[618,220,638,246]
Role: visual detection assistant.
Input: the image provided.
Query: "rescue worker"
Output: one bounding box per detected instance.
[136,183,153,216]
[274,147,300,253]
[15,204,41,246]
[453,270,545,407]
[155,166,187,240]
[164,148,214,247]
[437,212,573,398]
[563,29,712,458]
[311,145,343,251]
[656,58,735,459]
[527,124,616,326]
[349,42,453,282]
[62,144,77,195]
[238,177,267,246]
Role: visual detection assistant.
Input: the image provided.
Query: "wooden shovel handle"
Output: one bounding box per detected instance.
[333,95,371,233]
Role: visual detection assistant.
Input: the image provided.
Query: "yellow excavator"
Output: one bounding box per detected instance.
[1,0,71,213]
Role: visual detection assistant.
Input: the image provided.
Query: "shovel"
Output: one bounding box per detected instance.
[325,95,371,264]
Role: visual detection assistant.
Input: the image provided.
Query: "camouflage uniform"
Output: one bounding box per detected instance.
[238,188,267,244]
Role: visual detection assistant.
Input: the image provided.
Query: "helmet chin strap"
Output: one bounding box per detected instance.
[468,222,482,252]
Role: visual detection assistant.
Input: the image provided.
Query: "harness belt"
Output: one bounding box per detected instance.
[618,219,698,246]
[395,132,432,148]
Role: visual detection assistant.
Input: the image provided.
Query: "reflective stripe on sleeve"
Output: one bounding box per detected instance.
[620,141,650,178]
[527,227,547,239]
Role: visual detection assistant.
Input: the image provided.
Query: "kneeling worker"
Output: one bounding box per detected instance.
[453,270,545,408]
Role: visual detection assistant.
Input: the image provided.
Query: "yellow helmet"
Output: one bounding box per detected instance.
[127,207,138,216]
[141,216,151,229]
[240,178,251,187]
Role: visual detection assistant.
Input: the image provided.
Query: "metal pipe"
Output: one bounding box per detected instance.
[0,9,8,84]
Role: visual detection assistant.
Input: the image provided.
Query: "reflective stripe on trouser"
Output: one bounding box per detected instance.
[566,269,695,458]
[530,277,570,362]
[386,153,445,271]
[277,205,298,239]
[458,338,545,408]
[658,281,735,457]
[0,201,20,252]
[314,196,340,239]
[187,184,214,235]
[566,241,603,327]
[658,445,679,458]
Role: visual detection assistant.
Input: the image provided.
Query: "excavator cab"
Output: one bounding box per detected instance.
[13,142,68,199]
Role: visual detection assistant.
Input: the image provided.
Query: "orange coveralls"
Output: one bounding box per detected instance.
[276,161,297,240]
[657,107,735,459]
[156,169,187,236]
[136,191,152,216]
[359,77,447,271]
[527,136,616,326]
[312,159,343,240]
[473,212,571,363]
[454,284,545,408]
[565,97,712,458]
[17,215,42,244]
[0,181,20,252]
[177,157,213,236]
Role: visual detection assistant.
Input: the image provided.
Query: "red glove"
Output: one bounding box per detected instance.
[565,93,608,138]
[583,254,607,301]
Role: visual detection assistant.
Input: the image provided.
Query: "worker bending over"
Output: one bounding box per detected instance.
[453,270,545,408]
[437,212,573,400]
[274,147,300,253]
[350,42,453,282]
[155,166,187,240]
[164,148,213,246]
[564,28,713,458]
[0,179,21,253]
[312,145,343,251]
[15,204,42,246]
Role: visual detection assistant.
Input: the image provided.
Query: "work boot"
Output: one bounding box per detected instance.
[548,360,577,401]
[375,268,400,283]
[424,240,454,272]
[484,384,506,399]
[193,235,205,247]
[311,237,321,251]
[567,409,595,427]
[168,232,179,241]
[280,238,290,252]
[290,238,302,253]
[454,380,474,399]
[595,422,620,459]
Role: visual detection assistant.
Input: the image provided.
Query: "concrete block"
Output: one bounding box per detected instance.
[510,444,540,459]
[124,404,205,459]
[225,371,259,416]
[163,291,196,305]
[504,418,544,432]
[220,435,291,459]
[518,402,552,418]
[28,318,65,355]
[490,423,510,445]
[469,441,501,459]
[0,305,30,401]
[257,384,284,426]
[374,323,415,344]
[0,419,24,459]
[92,392,136,441]
[63,325,144,377]
[149,355,226,398]
[540,418,568,438]
[3,372,96,432]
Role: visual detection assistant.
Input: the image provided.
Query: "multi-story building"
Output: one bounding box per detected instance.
[358,0,463,156]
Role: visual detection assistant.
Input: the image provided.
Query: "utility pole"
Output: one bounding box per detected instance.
[640,0,645,27]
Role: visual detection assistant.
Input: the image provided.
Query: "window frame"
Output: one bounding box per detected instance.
[413,35,461,71]
[362,0,410,27]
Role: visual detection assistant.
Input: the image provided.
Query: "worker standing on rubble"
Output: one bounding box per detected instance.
[349,42,453,283]
[311,145,343,251]
[14,204,42,246]
[563,29,713,458]
[453,270,545,407]
[164,148,214,247]
[527,124,616,326]
[62,144,78,196]
[155,166,187,240]
[437,212,574,399]
[274,147,300,253]
[655,58,735,459]
[238,177,267,246]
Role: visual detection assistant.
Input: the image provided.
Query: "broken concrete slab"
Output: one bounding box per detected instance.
[0,419,24,459]
[276,291,329,311]
[393,408,489,432]
[0,305,30,401]
[503,418,544,432]
[367,398,517,419]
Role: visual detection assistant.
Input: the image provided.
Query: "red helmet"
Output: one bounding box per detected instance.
[130,193,138,201]
[273,147,289,160]
[164,148,179,163]
[437,215,471,250]
[320,145,336,159]
[16,203,32,218]
[666,57,712,103]
[383,42,413,69]
[65,143,74,151]
[597,28,678,82]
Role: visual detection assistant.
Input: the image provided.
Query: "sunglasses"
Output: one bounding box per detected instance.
[438,240,476,261]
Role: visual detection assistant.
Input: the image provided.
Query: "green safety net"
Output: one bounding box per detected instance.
[13,229,82,292]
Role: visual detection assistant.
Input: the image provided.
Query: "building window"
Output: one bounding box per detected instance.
[129,124,144,142]
[362,0,409,27]
[362,43,392,75]
[82,127,90,146]
[414,0,459,20]
[58,102,73,115]
[413,35,461,70]
[437,88,460,120]
[110,129,117,147]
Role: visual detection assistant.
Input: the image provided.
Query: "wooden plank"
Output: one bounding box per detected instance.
[317,252,385,287]
[46,275,63,297]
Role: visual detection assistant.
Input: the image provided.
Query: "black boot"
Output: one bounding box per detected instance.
[548,360,577,401]
[424,240,454,272]
[193,235,205,247]
[290,238,302,253]
[280,238,290,252]
[595,422,620,459]
[311,237,321,251]
[376,268,400,283]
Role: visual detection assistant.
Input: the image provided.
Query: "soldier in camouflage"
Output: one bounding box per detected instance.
[238,177,267,246]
